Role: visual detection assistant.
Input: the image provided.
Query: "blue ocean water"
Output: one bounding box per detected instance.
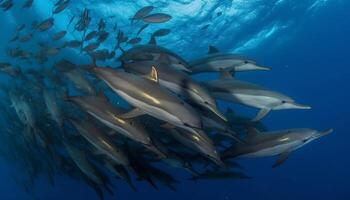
[0,0,349,199]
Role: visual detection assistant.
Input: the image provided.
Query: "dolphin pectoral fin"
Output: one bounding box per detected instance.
[272,151,290,168]
[252,108,270,122]
[120,108,145,119]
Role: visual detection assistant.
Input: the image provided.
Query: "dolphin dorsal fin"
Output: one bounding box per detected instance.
[146,66,159,83]
[208,45,219,54]
[219,69,233,79]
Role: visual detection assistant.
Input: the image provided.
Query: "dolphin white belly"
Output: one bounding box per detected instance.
[213,92,274,109]
[240,141,300,158]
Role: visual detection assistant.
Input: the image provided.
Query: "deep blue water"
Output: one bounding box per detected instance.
[0,0,349,199]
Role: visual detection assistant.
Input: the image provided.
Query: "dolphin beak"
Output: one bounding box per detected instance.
[172,63,192,73]
[289,102,312,110]
[235,63,271,71]
[208,105,228,122]
[256,65,272,71]
[318,129,334,137]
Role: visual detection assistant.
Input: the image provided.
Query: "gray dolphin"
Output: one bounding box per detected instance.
[123,60,227,121]
[63,139,104,186]
[66,92,165,158]
[70,118,130,166]
[92,66,202,134]
[223,127,333,167]
[43,89,63,128]
[120,45,191,73]
[204,71,311,121]
[189,46,270,74]
[169,129,225,167]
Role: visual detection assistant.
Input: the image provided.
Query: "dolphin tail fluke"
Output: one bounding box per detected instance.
[252,108,270,122]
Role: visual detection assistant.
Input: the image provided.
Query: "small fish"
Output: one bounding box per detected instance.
[84,30,98,41]
[16,24,26,32]
[9,34,19,42]
[52,31,67,40]
[63,40,82,48]
[201,24,210,30]
[98,18,105,31]
[90,49,109,61]
[142,13,172,24]
[1,0,13,11]
[136,24,149,36]
[67,15,75,28]
[127,37,141,45]
[45,47,61,56]
[53,0,69,14]
[36,18,54,32]
[131,6,154,22]
[82,42,99,52]
[97,31,109,43]
[19,33,33,43]
[0,62,19,76]
[54,0,65,6]
[152,29,171,37]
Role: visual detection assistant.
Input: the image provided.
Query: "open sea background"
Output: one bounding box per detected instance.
[0,0,349,199]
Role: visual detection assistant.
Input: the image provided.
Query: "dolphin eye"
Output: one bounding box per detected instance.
[204,101,209,105]
[302,139,308,143]
[282,100,287,103]
[244,61,249,64]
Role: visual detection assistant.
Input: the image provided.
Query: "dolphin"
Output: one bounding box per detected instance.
[8,89,36,133]
[222,127,333,167]
[123,59,227,121]
[92,66,203,134]
[43,89,63,128]
[189,46,270,74]
[63,139,104,186]
[70,118,130,166]
[104,159,137,191]
[169,129,225,167]
[204,71,311,121]
[55,60,96,95]
[66,92,166,158]
[120,45,191,73]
